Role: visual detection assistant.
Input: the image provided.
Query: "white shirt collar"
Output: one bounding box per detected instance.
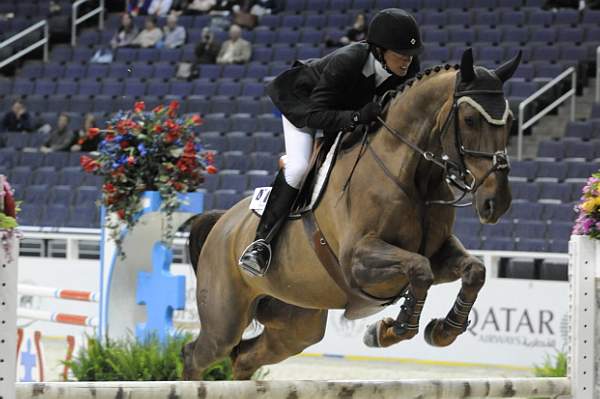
[362,52,392,87]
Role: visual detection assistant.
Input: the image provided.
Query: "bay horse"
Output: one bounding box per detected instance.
[183,48,521,380]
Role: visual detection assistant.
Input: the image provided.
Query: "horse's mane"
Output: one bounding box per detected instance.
[397,63,460,95]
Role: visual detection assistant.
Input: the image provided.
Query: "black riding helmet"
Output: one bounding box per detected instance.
[367,8,424,57]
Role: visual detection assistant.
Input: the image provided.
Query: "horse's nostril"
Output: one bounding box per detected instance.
[484,198,495,217]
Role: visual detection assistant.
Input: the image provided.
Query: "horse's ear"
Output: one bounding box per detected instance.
[494,50,522,83]
[460,48,475,83]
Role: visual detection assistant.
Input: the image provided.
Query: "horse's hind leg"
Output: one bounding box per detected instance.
[182,265,255,381]
[424,235,486,347]
[351,234,434,348]
[231,297,327,380]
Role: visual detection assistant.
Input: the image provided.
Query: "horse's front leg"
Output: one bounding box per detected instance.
[351,234,434,348]
[424,235,486,347]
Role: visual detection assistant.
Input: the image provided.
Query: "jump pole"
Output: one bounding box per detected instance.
[4,235,599,398]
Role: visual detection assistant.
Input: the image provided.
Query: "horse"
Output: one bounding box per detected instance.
[182,48,521,380]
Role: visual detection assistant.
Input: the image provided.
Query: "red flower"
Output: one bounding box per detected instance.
[153,125,163,133]
[173,182,184,191]
[176,159,189,172]
[206,165,218,174]
[153,104,164,113]
[164,119,177,130]
[106,132,115,142]
[127,156,136,165]
[3,186,15,218]
[78,138,85,145]
[87,127,100,139]
[134,101,145,113]
[117,209,126,219]
[168,100,179,117]
[80,155,100,172]
[190,114,202,125]
[165,130,180,143]
[120,141,130,149]
[103,183,116,193]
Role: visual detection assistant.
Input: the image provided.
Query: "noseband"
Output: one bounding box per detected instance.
[373,82,511,207]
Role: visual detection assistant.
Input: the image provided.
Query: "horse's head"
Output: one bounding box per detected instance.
[438,48,520,224]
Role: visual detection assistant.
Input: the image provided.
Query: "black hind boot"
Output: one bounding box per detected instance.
[239,171,299,276]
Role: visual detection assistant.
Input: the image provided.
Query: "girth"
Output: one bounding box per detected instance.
[302,211,404,320]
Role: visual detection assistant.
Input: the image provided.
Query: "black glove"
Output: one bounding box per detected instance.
[351,102,381,127]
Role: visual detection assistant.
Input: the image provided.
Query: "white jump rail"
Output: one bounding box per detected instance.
[517,67,576,160]
[71,0,105,47]
[17,308,98,327]
[0,20,49,70]
[18,284,99,303]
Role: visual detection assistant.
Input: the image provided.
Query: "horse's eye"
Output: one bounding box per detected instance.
[464,116,475,127]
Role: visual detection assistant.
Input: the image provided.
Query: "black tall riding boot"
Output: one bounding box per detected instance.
[239,171,299,276]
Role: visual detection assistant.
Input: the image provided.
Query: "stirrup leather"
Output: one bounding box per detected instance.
[238,239,272,277]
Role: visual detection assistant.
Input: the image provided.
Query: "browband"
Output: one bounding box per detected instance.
[456,96,511,126]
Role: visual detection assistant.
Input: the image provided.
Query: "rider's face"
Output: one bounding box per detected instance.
[383,50,413,76]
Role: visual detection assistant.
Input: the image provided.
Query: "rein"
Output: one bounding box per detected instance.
[367,82,510,207]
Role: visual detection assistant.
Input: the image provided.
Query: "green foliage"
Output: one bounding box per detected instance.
[65,334,233,381]
[533,351,567,378]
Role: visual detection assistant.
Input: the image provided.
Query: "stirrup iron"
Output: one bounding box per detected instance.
[238,239,272,277]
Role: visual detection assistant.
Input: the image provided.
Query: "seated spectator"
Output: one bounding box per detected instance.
[194,27,221,64]
[110,13,139,49]
[40,113,75,153]
[148,0,174,16]
[131,16,163,48]
[216,24,251,64]
[161,14,186,48]
[129,0,153,16]
[327,13,367,47]
[182,0,216,14]
[249,0,278,17]
[212,0,239,12]
[70,113,99,152]
[1,100,32,133]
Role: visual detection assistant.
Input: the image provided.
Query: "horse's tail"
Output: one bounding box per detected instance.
[186,210,226,275]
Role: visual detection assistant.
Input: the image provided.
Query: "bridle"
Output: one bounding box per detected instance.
[369,77,511,207]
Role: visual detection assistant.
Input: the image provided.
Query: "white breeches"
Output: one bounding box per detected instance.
[282,115,314,189]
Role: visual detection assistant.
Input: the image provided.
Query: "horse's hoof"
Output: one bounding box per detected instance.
[363,321,382,348]
[424,318,459,347]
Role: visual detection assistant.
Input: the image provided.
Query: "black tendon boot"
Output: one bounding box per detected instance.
[239,171,299,276]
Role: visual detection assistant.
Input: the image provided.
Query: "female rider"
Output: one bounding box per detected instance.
[239,8,424,276]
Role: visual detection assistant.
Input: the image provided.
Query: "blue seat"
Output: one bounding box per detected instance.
[304,13,327,29]
[247,171,272,188]
[511,160,538,181]
[0,78,12,96]
[246,64,269,79]
[564,139,596,160]
[213,189,242,209]
[300,29,323,44]
[254,133,282,154]
[222,64,246,80]
[48,185,73,206]
[23,184,49,204]
[252,47,273,63]
[481,220,513,238]
[6,135,32,151]
[47,95,70,114]
[115,48,137,62]
[527,9,553,26]
[272,46,296,63]
[78,79,102,96]
[67,205,98,228]
[209,97,237,114]
[502,26,529,44]
[203,114,231,132]
[537,140,564,159]
[454,219,481,239]
[286,0,306,12]
[479,47,504,64]
[145,79,170,97]
[219,171,247,192]
[58,166,85,186]
[230,115,258,132]
[547,222,573,241]
[482,237,515,251]
[254,28,276,45]
[508,200,544,221]
[476,27,501,44]
[101,79,124,96]
[531,46,560,62]
[535,160,568,181]
[250,152,278,172]
[34,79,56,96]
[510,181,540,201]
[40,205,68,227]
[257,115,282,133]
[43,63,64,79]
[537,182,572,202]
[558,27,584,43]
[423,46,450,62]
[10,166,33,185]
[0,150,17,168]
[184,95,211,115]
[473,10,500,26]
[515,238,548,252]
[124,80,146,98]
[260,14,281,28]
[567,162,598,180]
[226,131,254,151]
[43,152,70,169]
[20,62,44,79]
[201,132,227,152]
[92,95,115,113]
[448,27,475,44]
[50,46,72,63]
[159,48,182,63]
[64,64,86,80]
[559,45,587,62]
[513,220,546,239]
[17,204,42,226]
[216,81,242,97]
[422,29,448,45]
[542,203,576,222]
[31,166,58,186]
[223,151,250,171]
[581,9,600,26]
[237,97,263,114]
[193,80,217,96]
[276,28,301,44]
[169,81,194,97]
[500,10,525,25]
[199,64,222,80]
[72,48,94,62]
[74,186,100,207]
[554,9,579,25]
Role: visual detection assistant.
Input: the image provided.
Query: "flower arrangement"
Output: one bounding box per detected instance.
[0,175,20,262]
[80,100,217,255]
[573,172,600,239]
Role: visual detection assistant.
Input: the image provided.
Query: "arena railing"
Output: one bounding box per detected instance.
[17,228,569,277]
[596,46,600,103]
[71,0,105,47]
[517,66,576,161]
[0,20,49,70]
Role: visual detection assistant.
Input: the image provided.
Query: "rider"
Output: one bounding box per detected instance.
[239,8,424,276]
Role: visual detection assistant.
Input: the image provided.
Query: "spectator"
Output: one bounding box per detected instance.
[216,24,252,64]
[110,13,139,49]
[148,0,173,16]
[194,27,221,64]
[70,113,99,152]
[182,0,216,14]
[1,100,32,133]
[249,0,277,17]
[129,0,153,16]
[40,113,75,153]
[327,13,368,47]
[161,13,186,48]
[131,16,163,48]
[212,0,239,12]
